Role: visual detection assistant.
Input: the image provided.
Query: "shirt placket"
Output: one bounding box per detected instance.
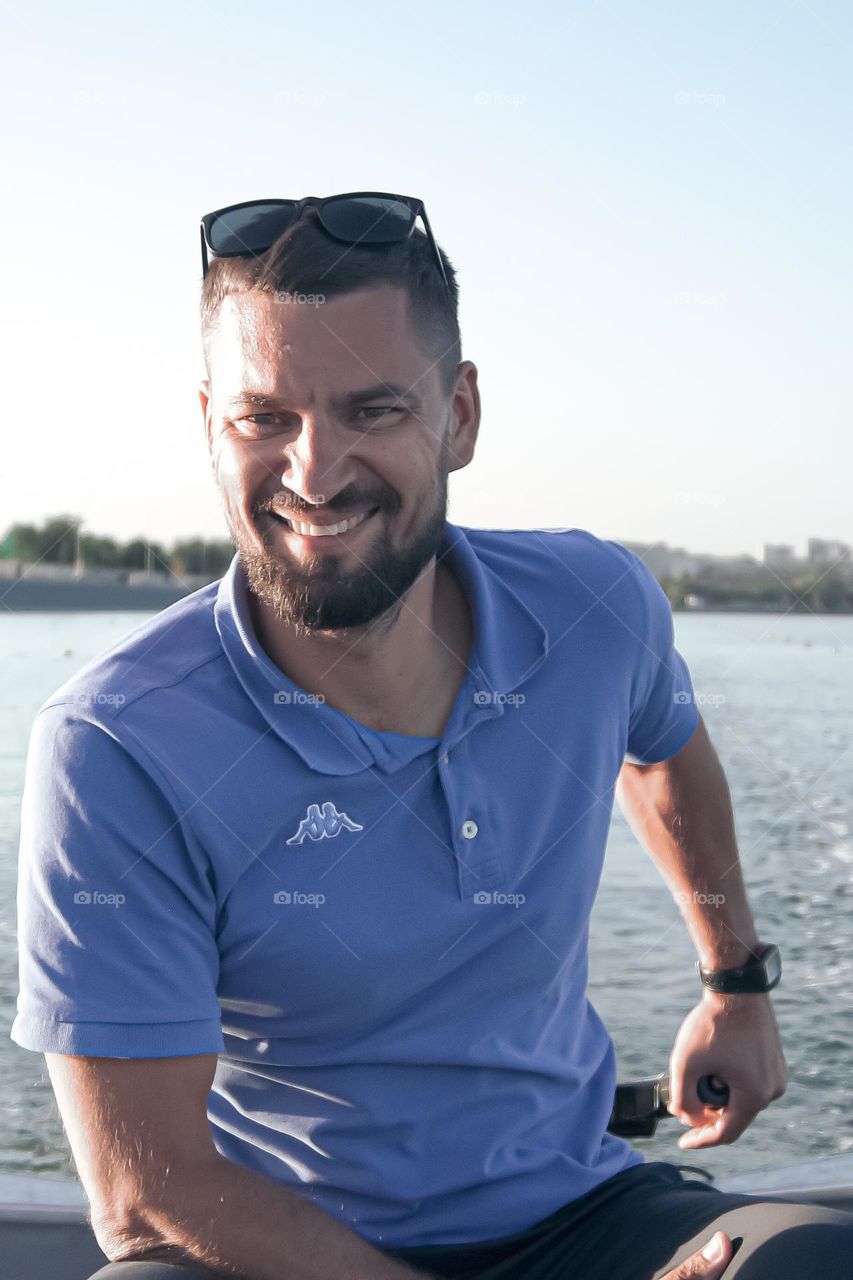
[438,715,507,901]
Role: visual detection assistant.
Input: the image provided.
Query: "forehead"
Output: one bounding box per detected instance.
[209,284,435,399]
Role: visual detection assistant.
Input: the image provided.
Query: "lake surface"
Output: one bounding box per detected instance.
[1,608,851,1184]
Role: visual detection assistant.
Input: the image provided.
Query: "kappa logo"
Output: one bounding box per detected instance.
[286,801,364,845]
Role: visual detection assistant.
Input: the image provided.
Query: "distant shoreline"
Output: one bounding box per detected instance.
[1,576,852,616]
[0,577,198,612]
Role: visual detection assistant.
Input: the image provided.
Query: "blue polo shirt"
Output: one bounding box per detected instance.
[11,522,699,1248]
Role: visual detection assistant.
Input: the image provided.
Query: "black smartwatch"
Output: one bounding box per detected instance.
[698,942,782,994]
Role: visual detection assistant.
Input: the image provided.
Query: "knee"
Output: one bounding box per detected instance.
[721,1201,853,1279]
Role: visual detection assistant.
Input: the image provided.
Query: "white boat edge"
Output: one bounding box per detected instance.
[0,1173,89,1223]
[2,1154,852,1224]
[714,1152,853,1210]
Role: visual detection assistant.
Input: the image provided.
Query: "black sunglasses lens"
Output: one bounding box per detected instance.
[319,196,414,244]
[208,202,298,256]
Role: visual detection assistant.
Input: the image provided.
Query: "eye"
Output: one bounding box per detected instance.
[354,406,405,423]
[234,414,291,434]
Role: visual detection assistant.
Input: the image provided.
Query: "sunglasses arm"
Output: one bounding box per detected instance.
[418,206,449,290]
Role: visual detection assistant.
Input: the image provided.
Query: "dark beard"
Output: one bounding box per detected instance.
[233,465,450,637]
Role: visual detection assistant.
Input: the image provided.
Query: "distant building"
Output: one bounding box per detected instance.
[620,542,703,578]
[808,538,851,566]
[620,541,772,579]
[619,537,853,581]
[694,552,760,578]
[763,544,797,569]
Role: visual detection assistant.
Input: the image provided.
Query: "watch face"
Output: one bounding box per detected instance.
[762,944,782,987]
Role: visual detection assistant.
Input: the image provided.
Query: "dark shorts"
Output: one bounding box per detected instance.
[88,1159,853,1280]
[383,1161,853,1279]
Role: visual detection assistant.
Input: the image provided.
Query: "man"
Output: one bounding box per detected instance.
[11,194,853,1279]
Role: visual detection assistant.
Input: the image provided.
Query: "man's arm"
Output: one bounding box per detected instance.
[615,715,788,1148]
[45,1052,432,1280]
[616,714,760,969]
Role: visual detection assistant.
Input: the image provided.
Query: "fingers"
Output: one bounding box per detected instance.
[676,1098,754,1149]
[668,1066,722,1125]
[661,1231,733,1278]
[666,1061,689,1119]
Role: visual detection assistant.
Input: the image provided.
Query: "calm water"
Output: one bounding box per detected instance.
[1,609,851,1184]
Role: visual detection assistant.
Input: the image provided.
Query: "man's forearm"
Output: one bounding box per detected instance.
[616,715,761,969]
[108,1149,432,1280]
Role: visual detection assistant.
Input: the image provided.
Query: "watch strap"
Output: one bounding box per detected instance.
[698,942,782,994]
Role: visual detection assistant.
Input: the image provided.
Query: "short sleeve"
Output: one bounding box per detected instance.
[621,552,700,765]
[10,704,225,1059]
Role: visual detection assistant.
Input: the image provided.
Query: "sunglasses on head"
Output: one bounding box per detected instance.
[199,191,449,290]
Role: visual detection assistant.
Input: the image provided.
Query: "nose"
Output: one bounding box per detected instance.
[281,412,358,509]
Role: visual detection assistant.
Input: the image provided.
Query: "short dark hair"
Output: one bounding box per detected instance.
[200,206,462,396]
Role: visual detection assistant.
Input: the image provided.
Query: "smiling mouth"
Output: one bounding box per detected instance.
[268,506,381,538]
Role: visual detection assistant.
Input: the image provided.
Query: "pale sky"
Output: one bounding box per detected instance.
[3,1,851,557]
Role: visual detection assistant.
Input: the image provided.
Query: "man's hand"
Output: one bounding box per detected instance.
[660,1231,733,1278]
[667,990,788,1148]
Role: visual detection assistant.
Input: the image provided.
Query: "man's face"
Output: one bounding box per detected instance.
[200,284,478,635]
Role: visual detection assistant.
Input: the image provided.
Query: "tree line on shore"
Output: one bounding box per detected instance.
[2,515,853,610]
[0,515,234,578]
[660,571,853,612]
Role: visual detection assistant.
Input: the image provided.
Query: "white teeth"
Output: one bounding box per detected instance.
[286,509,372,537]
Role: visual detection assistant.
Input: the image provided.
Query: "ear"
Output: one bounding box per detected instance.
[447,360,480,475]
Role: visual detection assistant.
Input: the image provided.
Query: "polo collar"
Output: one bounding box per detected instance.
[214,522,549,776]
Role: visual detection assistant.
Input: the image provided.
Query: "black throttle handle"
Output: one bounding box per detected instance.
[608,1072,730,1138]
[696,1074,730,1107]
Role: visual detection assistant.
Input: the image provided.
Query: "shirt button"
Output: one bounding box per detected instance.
[442,752,450,765]
[461,819,478,839]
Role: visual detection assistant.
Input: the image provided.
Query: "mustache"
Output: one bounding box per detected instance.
[256,493,395,520]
